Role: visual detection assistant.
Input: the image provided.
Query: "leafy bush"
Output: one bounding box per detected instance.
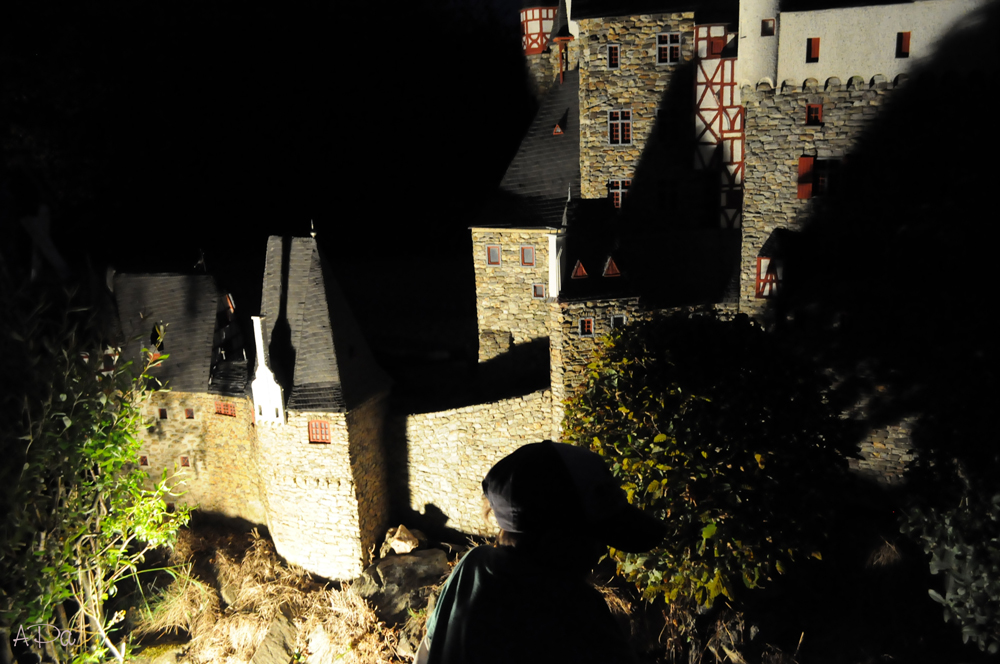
[563,313,849,607]
[0,273,189,663]
[900,466,1000,654]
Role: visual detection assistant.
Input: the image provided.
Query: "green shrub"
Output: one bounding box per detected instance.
[900,467,1000,654]
[563,313,848,606]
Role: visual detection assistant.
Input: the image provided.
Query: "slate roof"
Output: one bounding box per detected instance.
[548,0,572,43]
[474,69,580,229]
[113,274,219,393]
[556,201,741,306]
[259,236,390,413]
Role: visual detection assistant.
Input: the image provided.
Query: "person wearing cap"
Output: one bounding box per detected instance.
[415,440,666,664]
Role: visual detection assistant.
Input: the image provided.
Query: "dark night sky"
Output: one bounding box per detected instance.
[1,1,538,362]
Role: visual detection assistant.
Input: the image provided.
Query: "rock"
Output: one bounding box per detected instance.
[379,524,426,558]
[353,549,450,626]
[251,606,296,664]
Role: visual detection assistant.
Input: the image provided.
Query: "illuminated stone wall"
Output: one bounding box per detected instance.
[255,393,390,581]
[139,391,265,524]
[403,389,553,535]
[472,228,554,361]
[577,12,694,199]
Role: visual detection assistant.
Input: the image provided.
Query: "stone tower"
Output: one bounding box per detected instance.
[251,235,392,581]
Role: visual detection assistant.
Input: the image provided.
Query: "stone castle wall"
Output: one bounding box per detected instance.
[346,395,392,566]
[255,394,390,581]
[578,12,695,199]
[850,420,916,485]
[472,228,553,361]
[739,77,896,313]
[403,389,552,535]
[140,391,265,524]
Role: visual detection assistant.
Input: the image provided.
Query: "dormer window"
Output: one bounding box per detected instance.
[603,257,621,277]
[571,260,588,279]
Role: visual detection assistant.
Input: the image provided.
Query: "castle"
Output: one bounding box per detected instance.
[115,0,985,581]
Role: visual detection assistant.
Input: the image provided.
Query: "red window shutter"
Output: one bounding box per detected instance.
[807,38,820,62]
[709,37,726,57]
[797,157,814,199]
[897,31,911,57]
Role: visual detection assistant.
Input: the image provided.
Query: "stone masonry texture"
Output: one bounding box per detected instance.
[403,389,552,535]
[473,228,553,361]
[578,13,695,199]
[739,77,895,315]
[139,391,265,524]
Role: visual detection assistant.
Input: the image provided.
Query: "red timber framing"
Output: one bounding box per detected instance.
[520,6,557,55]
[755,257,783,298]
[694,24,744,229]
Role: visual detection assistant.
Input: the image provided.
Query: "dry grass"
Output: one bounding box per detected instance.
[866,537,902,568]
[135,527,401,664]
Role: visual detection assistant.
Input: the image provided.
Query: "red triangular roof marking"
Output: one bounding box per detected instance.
[571,260,588,279]
[603,257,621,277]
[553,124,563,135]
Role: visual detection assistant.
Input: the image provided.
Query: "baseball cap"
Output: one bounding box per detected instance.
[482,441,666,553]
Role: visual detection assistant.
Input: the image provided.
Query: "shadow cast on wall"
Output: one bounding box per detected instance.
[766,0,1000,496]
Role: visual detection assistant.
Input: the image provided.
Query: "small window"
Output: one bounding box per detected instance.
[896,31,911,58]
[610,314,626,329]
[579,318,594,336]
[609,179,631,208]
[797,156,838,198]
[532,284,546,299]
[657,33,681,64]
[806,38,820,63]
[139,455,148,466]
[608,110,632,145]
[158,408,168,420]
[185,408,194,419]
[708,36,727,58]
[553,123,564,136]
[215,401,236,417]
[608,43,620,69]
[755,257,784,298]
[309,420,332,443]
[761,19,775,36]
[806,104,823,125]
[486,245,501,266]
[180,456,190,467]
[521,246,535,266]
